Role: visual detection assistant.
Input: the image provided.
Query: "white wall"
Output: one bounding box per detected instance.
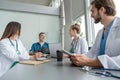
[0,10,60,51]
[72,0,84,20]
[4,0,51,6]
[64,0,84,25]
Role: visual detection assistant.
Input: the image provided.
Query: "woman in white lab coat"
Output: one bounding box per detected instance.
[69,23,88,54]
[70,0,120,69]
[0,22,41,77]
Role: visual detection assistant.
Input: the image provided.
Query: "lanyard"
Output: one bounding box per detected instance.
[9,39,21,55]
[72,37,79,50]
[70,37,79,53]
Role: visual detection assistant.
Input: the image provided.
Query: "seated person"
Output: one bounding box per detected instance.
[70,0,120,69]
[0,21,40,77]
[30,32,50,57]
[69,23,88,54]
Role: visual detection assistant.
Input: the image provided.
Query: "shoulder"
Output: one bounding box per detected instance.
[32,42,39,45]
[78,37,87,42]
[98,28,103,33]
[113,17,120,27]
[96,29,103,38]
[44,42,49,45]
[0,38,9,45]
[0,38,11,49]
[78,37,88,47]
[114,17,120,22]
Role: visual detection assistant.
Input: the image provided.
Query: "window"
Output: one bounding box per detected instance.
[49,0,61,8]
[114,0,120,17]
[74,15,86,39]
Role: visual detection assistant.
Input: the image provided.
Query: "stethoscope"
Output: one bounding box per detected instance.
[9,38,21,55]
[71,37,79,50]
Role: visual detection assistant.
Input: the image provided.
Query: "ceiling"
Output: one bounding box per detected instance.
[3,0,52,6]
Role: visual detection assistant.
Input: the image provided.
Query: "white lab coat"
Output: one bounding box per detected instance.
[84,17,120,69]
[0,38,30,77]
[70,37,88,54]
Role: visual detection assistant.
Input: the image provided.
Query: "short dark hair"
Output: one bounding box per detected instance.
[39,32,45,37]
[70,23,80,34]
[91,0,116,16]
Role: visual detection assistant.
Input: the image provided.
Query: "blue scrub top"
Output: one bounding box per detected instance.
[99,20,114,55]
[30,42,50,54]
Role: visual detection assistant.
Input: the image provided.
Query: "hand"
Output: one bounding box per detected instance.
[63,54,69,58]
[70,54,103,67]
[35,52,43,59]
[70,54,90,66]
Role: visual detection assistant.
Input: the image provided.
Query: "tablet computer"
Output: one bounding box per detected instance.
[61,50,73,56]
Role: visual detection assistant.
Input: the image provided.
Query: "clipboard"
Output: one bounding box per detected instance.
[19,60,43,65]
[19,59,51,65]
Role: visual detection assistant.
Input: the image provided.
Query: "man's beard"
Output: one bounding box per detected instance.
[94,13,101,23]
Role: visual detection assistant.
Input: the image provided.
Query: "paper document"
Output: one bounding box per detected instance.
[19,59,51,65]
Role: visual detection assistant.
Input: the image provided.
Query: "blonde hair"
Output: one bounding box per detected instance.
[70,23,80,34]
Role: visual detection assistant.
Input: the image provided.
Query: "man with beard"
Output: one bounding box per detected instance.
[70,0,120,69]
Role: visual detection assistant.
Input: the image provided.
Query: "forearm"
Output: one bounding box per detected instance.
[87,58,103,68]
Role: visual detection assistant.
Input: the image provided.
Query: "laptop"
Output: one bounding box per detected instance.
[49,43,62,58]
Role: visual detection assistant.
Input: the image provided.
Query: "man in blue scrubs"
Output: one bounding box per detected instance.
[30,32,50,57]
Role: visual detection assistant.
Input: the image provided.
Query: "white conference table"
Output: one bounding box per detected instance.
[0,59,120,80]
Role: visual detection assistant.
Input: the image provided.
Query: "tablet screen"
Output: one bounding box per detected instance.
[61,50,72,56]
